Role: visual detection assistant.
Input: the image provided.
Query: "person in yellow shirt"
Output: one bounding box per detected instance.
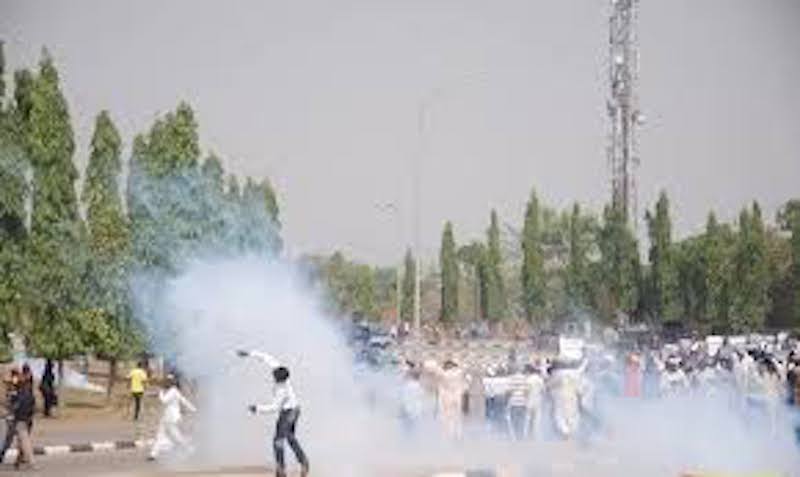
[128,362,148,421]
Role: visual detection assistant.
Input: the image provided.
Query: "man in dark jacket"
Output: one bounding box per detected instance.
[0,368,20,463]
[11,372,35,469]
[0,367,35,469]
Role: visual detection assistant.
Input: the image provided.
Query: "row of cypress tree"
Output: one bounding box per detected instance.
[0,46,282,370]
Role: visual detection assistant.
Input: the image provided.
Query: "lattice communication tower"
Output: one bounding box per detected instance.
[607,0,644,227]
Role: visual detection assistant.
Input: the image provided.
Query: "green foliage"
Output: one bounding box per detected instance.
[81,111,139,360]
[127,103,202,272]
[0,95,28,348]
[439,222,459,323]
[127,105,282,273]
[521,190,545,322]
[564,203,596,309]
[730,202,770,332]
[12,70,34,123]
[598,205,640,320]
[458,241,487,321]
[484,210,506,321]
[315,252,379,318]
[777,200,800,327]
[24,52,88,358]
[703,213,734,332]
[0,45,289,362]
[401,249,416,322]
[644,191,679,321]
[673,236,706,329]
[239,178,283,255]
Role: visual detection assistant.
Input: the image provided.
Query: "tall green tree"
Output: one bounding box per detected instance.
[673,236,706,329]
[730,202,770,332]
[521,190,545,323]
[484,210,506,321]
[238,177,282,255]
[81,111,140,389]
[197,153,226,249]
[702,213,733,331]
[565,203,596,309]
[458,241,487,321]
[400,249,416,322]
[317,252,379,318]
[777,199,800,328]
[645,191,678,321]
[439,221,459,323]
[128,102,201,273]
[24,52,88,359]
[598,205,640,321]
[0,75,29,353]
[350,264,377,318]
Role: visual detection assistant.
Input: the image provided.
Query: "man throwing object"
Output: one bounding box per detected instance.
[237,349,310,477]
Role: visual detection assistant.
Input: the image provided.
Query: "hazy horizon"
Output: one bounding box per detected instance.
[2,0,799,266]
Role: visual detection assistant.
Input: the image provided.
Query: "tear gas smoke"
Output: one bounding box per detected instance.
[127,172,800,476]
[133,256,407,475]
[133,253,800,476]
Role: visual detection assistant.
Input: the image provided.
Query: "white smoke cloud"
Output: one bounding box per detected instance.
[132,255,421,475]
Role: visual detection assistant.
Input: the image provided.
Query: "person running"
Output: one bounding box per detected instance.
[40,360,57,418]
[148,375,196,461]
[128,361,149,421]
[237,349,309,477]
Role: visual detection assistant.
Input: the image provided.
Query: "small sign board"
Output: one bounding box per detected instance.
[558,337,585,361]
[705,335,723,356]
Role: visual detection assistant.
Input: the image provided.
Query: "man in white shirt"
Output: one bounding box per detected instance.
[148,375,196,460]
[238,349,309,477]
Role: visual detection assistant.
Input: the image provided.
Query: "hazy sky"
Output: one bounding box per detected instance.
[2,0,799,265]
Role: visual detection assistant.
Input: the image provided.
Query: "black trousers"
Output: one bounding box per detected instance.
[132,393,143,421]
[273,408,308,474]
[41,387,57,417]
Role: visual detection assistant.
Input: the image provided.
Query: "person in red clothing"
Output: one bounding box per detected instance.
[623,352,643,398]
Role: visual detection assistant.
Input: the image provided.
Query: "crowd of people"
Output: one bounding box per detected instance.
[398,334,800,444]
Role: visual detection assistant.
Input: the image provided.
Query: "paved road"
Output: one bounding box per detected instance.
[0,443,786,477]
[0,446,631,477]
[0,450,289,477]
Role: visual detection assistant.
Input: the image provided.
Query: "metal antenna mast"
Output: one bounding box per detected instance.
[607,0,644,227]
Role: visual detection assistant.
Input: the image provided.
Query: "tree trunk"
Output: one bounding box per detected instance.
[57,359,64,389]
[107,358,117,400]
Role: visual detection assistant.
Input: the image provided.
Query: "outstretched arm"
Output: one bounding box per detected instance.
[237,349,282,369]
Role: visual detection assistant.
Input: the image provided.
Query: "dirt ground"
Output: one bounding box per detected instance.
[0,359,165,445]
